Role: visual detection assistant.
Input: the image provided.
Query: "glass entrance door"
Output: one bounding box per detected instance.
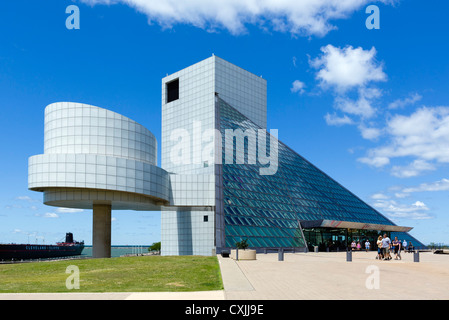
[303,228,348,252]
[303,228,389,252]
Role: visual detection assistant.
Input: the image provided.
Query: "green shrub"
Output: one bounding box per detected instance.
[235,239,249,250]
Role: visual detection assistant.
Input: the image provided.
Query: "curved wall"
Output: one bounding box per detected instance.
[28,102,169,209]
[43,102,157,165]
[28,154,169,204]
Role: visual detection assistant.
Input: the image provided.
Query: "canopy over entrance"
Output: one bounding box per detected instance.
[300,219,413,233]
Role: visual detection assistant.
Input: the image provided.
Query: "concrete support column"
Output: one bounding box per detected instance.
[92,204,112,258]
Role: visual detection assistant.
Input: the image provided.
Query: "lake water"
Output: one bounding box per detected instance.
[81,246,150,258]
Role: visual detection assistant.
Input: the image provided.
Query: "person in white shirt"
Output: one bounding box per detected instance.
[381,234,391,260]
[365,240,370,252]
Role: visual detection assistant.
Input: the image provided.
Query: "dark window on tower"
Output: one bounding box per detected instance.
[203,215,208,222]
[166,78,179,103]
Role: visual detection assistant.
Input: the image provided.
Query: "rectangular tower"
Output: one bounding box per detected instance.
[161,55,267,255]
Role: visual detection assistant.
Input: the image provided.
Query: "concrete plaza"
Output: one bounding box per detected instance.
[1,251,448,300]
[219,251,449,300]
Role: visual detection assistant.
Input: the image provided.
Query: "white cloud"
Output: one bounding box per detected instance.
[371,193,390,200]
[358,155,390,168]
[388,107,449,141]
[358,124,382,140]
[394,193,409,199]
[5,204,23,210]
[324,113,354,126]
[56,208,84,213]
[311,45,386,92]
[80,0,393,36]
[388,93,422,110]
[43,212,59,219]
[291,80,306,94]
[310,45,387,136]
[391,159,436,178]
[402,178,449,193]
[334,96,373,119]
[413,200,426,207]
[370,178,448,220]
[372,199,432,220]
[15,196,36,202]
[292,56,297,67]
[7,196,40,211]
[359,106,449,174]
[333,87,382,120]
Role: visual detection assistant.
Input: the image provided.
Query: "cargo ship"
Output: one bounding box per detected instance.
[0,233,84,260]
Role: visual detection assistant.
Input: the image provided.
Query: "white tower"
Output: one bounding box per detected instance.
[160,55,267,255]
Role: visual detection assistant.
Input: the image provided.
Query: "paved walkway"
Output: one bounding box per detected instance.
[1,251,448,300]
[0,291,225,300]
[220,251,449,299]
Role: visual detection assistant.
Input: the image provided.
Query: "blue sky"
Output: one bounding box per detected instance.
[0,0,448,245]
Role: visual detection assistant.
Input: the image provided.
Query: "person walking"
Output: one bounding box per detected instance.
[365,239,370,252]
[393,236,402,260]
[381,234,391,260]
[376,235,383,260]
[408,241,414,253]
[402,239,408,252]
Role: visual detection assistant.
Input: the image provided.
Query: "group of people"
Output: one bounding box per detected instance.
[350,235,414,261]
[350,240,370,252]
[376,234,411,260]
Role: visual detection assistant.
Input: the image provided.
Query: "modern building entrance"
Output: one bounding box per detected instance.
[299,219,414,252]
[302,227,387,252]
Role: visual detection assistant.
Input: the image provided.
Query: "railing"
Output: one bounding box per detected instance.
[0,255,89,264]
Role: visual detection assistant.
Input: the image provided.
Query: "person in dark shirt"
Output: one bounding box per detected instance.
[392,236,401,260]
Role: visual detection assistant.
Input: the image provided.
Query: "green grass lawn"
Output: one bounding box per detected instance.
[0,255,223,293]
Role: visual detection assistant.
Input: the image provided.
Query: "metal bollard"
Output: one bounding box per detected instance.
[236,248,239,261]
[278,248,284,261]
[264,248,267,254]
[346,250,352,262]
[414,250,419,263]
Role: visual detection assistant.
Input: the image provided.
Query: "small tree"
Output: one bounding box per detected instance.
[235,239,249,250]
[149,241,161,253]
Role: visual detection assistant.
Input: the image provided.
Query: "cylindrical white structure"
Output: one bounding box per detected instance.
[43,102,157,164]
[29,102,170,209]
[28,102,170,257]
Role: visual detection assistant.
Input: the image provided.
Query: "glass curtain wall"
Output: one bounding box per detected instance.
[218,97,420,250]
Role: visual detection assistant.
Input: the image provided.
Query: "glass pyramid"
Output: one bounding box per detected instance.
[218,97,425,249]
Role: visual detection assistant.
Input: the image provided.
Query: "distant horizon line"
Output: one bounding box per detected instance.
[0,243,156,247]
